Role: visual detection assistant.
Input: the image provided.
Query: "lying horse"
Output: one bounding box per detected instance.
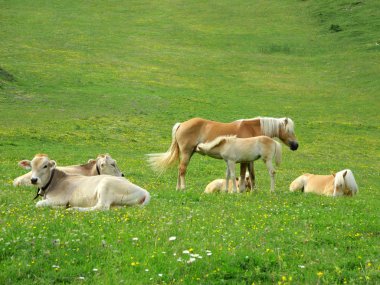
[204,175,252,194]
[14,154,123,186]
[22,154,150,210]
[289,169,358,197]
[197,135,282,193]
[148,117,298,190]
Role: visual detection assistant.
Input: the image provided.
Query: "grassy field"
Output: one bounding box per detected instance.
[1,0,379,284]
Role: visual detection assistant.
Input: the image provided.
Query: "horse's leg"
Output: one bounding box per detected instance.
[247,161,255,190]
[177,152,192,190]
[225,162,230,193]
[228,160,237,193]
[239,163,247,192]
[265,160,276,192]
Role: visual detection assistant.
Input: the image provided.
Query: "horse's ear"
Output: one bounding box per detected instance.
[284,118,288,125]
[343,170,347,178]
[332,173,336,177]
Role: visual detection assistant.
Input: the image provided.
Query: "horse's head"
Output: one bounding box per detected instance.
[18,154,56,187]
[333,169,358,197]
[95,154,124,177]
[278,118,299,151]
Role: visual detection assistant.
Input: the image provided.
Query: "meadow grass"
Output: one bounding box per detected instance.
[0,0,379,284]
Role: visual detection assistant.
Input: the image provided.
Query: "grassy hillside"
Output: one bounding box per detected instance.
[0,0,379,284]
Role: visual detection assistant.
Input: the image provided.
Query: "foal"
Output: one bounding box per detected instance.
[204,173,252,194]
[197,136,282,193]
[289,169,358,197]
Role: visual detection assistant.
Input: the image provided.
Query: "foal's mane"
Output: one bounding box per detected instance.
[259,117,294,137]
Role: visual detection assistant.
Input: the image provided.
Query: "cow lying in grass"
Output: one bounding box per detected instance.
[13,154,123,186]
[20,154,150,211]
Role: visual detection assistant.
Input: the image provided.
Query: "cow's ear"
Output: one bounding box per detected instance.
[343,170,347,178]
[18,160,32,170]
[88,159,96,164]
[50,160,57,169]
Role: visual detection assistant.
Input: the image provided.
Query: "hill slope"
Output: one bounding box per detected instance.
[0,1,379,284]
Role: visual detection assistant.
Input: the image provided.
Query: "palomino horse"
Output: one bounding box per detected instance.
[289,169,358,197]
[148,117,298,190]
[197,136,282,193]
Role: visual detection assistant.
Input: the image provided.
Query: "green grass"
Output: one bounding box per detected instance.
[1,0,379,284]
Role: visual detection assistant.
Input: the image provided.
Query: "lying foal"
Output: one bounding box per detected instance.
[204,173,252,194]
[289,169,358,197]
[197,135,282,193]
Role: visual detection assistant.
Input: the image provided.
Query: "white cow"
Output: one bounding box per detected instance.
[13,154,123,186]
[20,154,150,211]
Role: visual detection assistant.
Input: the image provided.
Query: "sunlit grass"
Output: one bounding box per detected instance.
[1,0,379,284]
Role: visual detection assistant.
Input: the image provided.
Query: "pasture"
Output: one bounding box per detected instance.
[1,0,379,284]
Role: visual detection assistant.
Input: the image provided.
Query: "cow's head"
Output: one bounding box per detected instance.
[93,154,124,177]
[19,154,56,187]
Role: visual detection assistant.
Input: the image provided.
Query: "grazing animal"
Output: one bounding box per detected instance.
[147,117,298,190]
[197,135,282,193]
[204,175,252,194]
[13,154,124,187]
[289,169,358,197]
[20,154,150,211]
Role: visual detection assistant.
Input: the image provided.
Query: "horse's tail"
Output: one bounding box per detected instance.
[273,140,282,166]
[147,123,181,174]
[289,174,307,192]
[197,135,235,153]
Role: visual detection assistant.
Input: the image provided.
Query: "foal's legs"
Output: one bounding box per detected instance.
[227,160,238,193]
[264,159,276,192]
[225,164,230,193]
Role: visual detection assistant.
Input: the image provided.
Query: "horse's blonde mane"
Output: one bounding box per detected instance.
[258,117,295,137]
[334,169,358,194]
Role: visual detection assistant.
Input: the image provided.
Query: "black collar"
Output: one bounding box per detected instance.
[33,169,55,200]
[96,163,101,175]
